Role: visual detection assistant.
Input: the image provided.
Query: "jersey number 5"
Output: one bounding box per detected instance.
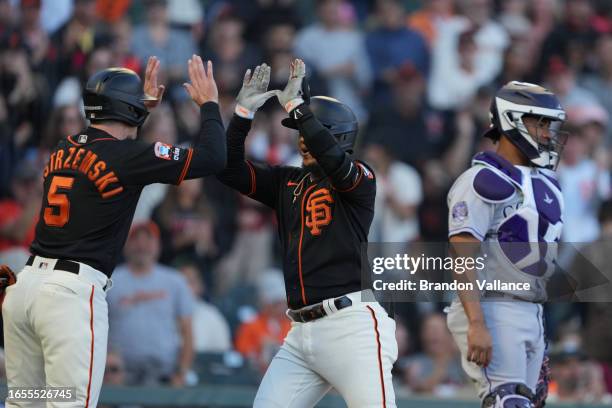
[44,176,74,227]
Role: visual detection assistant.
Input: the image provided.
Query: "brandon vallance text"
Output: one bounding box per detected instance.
[372,279,531,292]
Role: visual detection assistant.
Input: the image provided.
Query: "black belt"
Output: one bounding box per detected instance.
[287,296,353,323]
[26,256,110,290]
[27,256,80,274]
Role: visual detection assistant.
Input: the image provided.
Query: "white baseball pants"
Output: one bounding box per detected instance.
[254,292,398,408]
[446,299,545,400]
[2,256,110,408]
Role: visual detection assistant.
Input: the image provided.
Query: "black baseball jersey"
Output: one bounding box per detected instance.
[30,102,226,277]
[217,107,375,309]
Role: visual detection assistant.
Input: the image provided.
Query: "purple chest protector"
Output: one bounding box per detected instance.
[472,152,564,277]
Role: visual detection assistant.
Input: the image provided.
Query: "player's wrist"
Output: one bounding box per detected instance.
[235,103,255,120]
[468,318,486,327]
[284,97,304,114]
[200,101,222,122]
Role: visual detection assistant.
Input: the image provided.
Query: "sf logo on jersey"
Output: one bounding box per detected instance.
[306,188,334,236]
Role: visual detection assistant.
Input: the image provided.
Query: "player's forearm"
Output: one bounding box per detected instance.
[455,267,485,325]
[215,114,255,194]
[292,104,356,187]
[457,288,485,324]
[455,258,485,323]
[450,235,485,324]
[186,102,226,177]
[294,104,342,164]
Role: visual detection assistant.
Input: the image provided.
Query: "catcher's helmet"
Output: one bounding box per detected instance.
[282,96,358,153]
[484,81,567,169]
[83,68,156,127]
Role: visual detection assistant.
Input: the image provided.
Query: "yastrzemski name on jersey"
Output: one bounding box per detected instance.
[31,127,195,277]
[42,139,124,199]
[447,151,564,302]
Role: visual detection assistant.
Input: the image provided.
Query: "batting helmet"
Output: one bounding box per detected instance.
[282,96,358,153]
[483,81,567,169]
[83,68,156,127]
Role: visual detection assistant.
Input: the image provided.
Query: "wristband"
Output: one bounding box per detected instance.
[235,104,255,120]
[284,98,304,114]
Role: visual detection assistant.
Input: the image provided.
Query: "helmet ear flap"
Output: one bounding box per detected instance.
[83,68,150,127]
[333,131,357,153]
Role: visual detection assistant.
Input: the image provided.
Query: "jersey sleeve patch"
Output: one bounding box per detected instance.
[472,167,516,203]
[451,200,469,223]
[154,142,182,161]
[358,162,375,180]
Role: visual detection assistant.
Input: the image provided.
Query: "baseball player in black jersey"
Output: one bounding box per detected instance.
[217,59,398,407]
[1,55,224,407]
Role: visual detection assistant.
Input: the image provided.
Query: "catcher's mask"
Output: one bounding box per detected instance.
[483,81,568,170]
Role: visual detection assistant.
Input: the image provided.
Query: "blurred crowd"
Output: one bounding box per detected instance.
[1,0,612,403]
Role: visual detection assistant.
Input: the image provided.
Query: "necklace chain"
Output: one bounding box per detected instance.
[292,172,311,203]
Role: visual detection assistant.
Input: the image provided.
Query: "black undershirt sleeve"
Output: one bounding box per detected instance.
[184,102,227,179]
[291,104,364,192]
[216,114,281,208]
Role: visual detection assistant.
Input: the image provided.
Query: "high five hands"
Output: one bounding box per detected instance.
[143,56,165,110]
[276,58,307,113]
[234,59,308,118]
[144,54,220,109]
[179,57,307,115]
[235,63,278,119]
[184,55,219,106]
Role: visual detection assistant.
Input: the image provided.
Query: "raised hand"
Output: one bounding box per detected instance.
[143,56,166,110]
[277,59,306,113]
[183,55,219,106]
[235,63,278,118]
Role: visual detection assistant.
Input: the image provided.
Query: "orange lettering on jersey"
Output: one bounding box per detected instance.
[79,151,98,174]
[305,188,334,236]
[71,148,86,170]
[95,171,119,192]
[48,153,55,175]
[54,150,64,171]
[63,147,76,169]
[43,147,124,200]
[88,160,106,181]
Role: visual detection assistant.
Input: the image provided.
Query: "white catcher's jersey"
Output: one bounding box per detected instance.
[447,151,564,302]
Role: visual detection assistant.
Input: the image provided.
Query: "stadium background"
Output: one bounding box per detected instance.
[1,0,612,406]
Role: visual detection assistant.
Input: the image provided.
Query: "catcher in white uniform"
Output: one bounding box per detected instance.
[447,82,567,408]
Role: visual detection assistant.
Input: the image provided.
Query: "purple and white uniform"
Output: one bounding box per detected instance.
[445,151,563,401]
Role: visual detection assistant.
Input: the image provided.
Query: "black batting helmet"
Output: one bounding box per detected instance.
[83,68,156,127]
[281,96,358,153]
